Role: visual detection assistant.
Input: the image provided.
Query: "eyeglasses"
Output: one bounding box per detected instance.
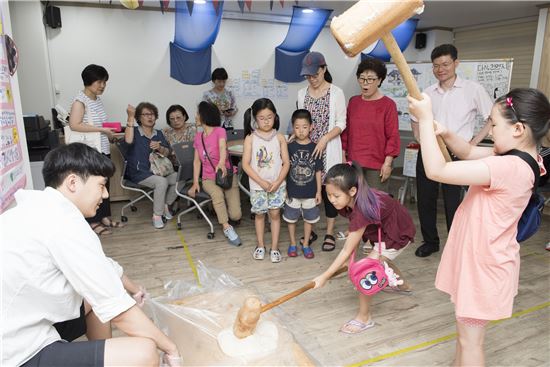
[432,62,454,70]
[358,77,379,84]
[305,69,323,80]
[257,115,275,122]
[169,116,186,122]
[141,112,155,117]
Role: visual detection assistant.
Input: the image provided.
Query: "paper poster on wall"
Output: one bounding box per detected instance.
[228,69,289,100]
[0,16,26,214]
[380,59,513,132]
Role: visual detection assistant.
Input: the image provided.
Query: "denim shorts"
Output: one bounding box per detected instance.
[283,197,320,224]
[250,185,286,214]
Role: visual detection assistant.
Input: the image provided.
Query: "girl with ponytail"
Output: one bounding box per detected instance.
[313,162,415,334]
[408,88,550,365]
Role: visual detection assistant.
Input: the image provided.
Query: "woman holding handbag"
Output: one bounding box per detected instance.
[124,102,178,229]
[68,64,122,235]
[188,101,242,246]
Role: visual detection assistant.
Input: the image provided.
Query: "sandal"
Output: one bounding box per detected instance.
[339,319,375,334]
[301,244,315,259]
[91,223,112,236]
[299,231,318,246]
[101,218,125,228]
[287,245,298,257]
[321,234,336,251]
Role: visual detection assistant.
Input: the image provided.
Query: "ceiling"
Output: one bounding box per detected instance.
[105,1,548,29]
[220,1,547,29]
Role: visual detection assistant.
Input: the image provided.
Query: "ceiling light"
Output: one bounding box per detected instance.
[302,9,314,14]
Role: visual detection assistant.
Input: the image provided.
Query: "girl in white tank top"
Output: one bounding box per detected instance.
[242,98,290,263]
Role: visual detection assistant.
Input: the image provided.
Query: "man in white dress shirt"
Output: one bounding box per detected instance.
[1,143,181,366]
[411,44,493,257]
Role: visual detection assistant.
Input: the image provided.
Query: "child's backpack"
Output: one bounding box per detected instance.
[505,149,544,242]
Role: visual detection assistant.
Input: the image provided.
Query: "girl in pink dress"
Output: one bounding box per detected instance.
[408,88,550,366]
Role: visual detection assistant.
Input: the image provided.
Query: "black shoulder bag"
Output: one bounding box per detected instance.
[201,132,233,190]
[505,149,544,242]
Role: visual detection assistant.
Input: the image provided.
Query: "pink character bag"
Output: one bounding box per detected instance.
[348,226,388,295]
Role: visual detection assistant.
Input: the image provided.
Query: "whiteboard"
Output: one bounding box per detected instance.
[379,59,513,132]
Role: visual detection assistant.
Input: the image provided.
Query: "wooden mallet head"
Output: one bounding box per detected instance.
[331,0,425,58]
[233,296,262,339]
[331,0,452,162]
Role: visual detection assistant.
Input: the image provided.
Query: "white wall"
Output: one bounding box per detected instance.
[38,4,360,132]
[1,0,33,192]
[403,29,454,62]
[9,0,54,120]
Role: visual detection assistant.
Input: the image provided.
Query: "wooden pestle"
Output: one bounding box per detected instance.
[233,266,348,339]
[331,0,452,162]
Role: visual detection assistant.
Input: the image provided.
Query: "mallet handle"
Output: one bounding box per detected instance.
[381,33,452,162]
[260,266,348,313]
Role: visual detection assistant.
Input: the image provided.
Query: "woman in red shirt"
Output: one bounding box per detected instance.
[342,58,400,192]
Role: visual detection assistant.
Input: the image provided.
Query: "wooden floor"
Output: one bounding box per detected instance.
[102,183,550,366]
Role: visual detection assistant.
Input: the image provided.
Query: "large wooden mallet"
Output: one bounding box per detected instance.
[233,266,348,339]
[331,0,451,162]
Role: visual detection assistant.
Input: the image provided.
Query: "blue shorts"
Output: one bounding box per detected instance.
[250,185,286,214]
[283,197,320,224]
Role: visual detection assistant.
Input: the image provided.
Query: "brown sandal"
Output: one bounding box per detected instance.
[101,218,125,228]
[91,223,112,236]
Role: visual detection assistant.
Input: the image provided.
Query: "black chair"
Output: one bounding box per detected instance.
[172,142,215,238]
[226,129,244,142]
[116,140,155,223]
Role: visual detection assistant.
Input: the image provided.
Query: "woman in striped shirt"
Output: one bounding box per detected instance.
[68,64,122,235]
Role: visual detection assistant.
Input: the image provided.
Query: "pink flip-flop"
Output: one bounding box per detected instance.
[339,319,375,334]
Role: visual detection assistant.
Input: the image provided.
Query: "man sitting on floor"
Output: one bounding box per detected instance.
[1,143,181,367]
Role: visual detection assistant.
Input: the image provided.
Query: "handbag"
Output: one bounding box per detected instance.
[348,227,389,296]
[63,99,102,151]
[504,149,544,242]
[201,132,233,189]
[149,151,175,177]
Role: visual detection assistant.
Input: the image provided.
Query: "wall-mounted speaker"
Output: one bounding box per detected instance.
[415,33,427,49]
[45,5,62,29]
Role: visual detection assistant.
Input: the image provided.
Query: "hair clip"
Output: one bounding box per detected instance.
[346,161,353,166]
[506,97,514,108]
[505,96,522,122]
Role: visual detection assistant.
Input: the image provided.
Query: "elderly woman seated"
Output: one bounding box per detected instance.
[123,102,177,229]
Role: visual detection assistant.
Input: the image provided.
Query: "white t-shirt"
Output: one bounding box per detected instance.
[423,76,493,141]
[1,188,135,366]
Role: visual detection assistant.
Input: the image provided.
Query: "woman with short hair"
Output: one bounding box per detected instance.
[123,102,178,229]
[202,67,238,130]
[68,64,122,235]
[342,57,400,192]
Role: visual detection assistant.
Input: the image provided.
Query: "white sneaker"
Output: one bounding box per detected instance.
[164,205,173,220]
[152,215,164,229]
[223,225,241,246]
[270,249,282,263]
[253,247,265,260]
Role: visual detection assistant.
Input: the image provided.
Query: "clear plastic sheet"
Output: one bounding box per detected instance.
[146,261,316,366]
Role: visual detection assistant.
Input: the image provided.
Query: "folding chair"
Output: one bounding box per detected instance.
[116,141,155,223]
[172,142,215,238]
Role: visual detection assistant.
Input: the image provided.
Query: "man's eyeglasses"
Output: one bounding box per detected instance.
[358,77,379,84]
[432,62,454,70]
